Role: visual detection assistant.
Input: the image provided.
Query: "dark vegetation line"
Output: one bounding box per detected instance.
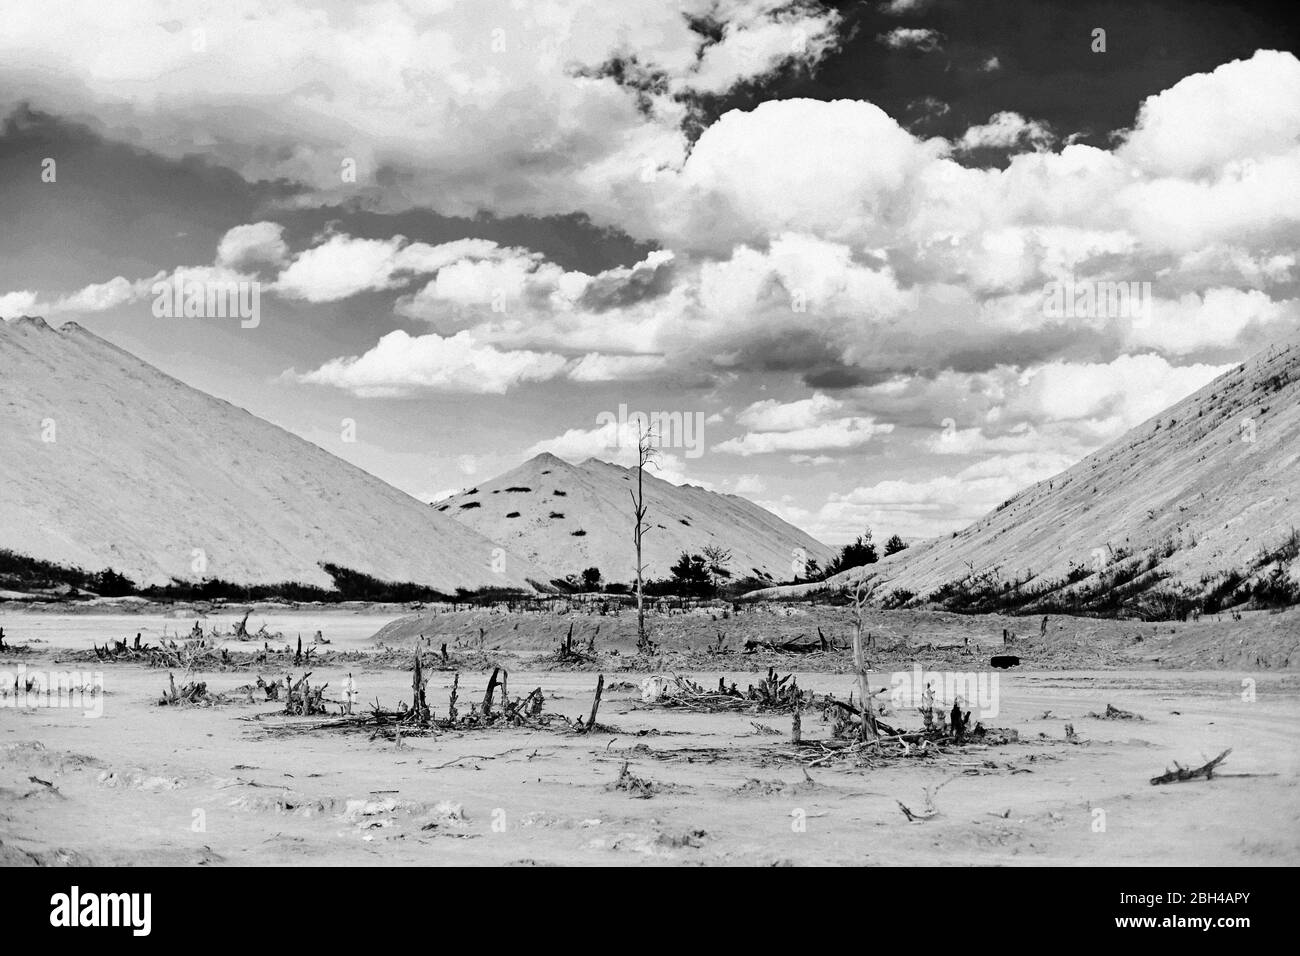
[4,525,1296,620]
[0,550,531,605]
[784,527,1300,622]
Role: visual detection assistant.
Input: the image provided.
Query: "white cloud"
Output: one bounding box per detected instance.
[1001,354,1229,428]
[736,393,844,431]
[1129,289,1298,354]
[686,9,843,95]
[273,234,409,302]
[811,451,1075,539]
[0,0,843,222]
[567,353,667,382]
[293,330,568,396]
[877,28,941,51]
[0,290,39,316]
[880,0,931,13]
[653,99,943,252]
[1118,50,1300,177]
[955,112,1053,152]
[522,423,693,484]
[524,421,624,462]
[715,417,893,455]
[216,222,289,270]
[2,274,162,318]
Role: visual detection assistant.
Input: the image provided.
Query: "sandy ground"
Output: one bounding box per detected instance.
[2,606,1298,866]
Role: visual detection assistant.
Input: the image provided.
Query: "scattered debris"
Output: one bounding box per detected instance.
[1088,703,1145,721]
[656,829,707,848]
[158,672,232,707]
[648,669,810,713]
[896,777,956,822]
[552,622,596,665]
[285,655,600,738]
[283,672,329,716]
[607,761,658,798]
[1150,748,1231,785]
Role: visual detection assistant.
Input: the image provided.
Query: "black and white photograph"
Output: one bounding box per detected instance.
[0,0,1296,902]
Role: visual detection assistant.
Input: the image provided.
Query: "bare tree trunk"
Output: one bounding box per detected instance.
[584,673,604,732]
[630,426,657,655]
[852,583,878,742]
[636,455,645,649]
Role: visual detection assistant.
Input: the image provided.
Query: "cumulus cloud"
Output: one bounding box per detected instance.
[809,451,1077,539]
[1,274,162,318]
[685,5,844,95]
[522,423,694,484]
[715,417,893,455]
[0,290,38,316]
[955,112,1054,152]
[567,352,667,382]
[1129,289,1299,355]
[0,0,843,222]
[880,0,932,13]
[652,99,944,252]
[292,330,569,396]
[216,221,289,271]
[736,393,844,431]
[5,19,1299,544]
[1118,50,1300,177]
[273,234,412,302]
[877,28,942,52]
[999,354,1230,428]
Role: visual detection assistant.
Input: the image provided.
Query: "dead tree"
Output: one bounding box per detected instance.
[583,673,605,732]
[410,652,428,721]
[630,424,659,655]
[849,581,879,741]
[1151,748,1231,785]
[482,667,502,716]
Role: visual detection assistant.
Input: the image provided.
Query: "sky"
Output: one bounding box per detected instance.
[1,0,1298,545]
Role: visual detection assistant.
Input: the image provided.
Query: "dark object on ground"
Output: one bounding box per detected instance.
[950,701,970,742]
[990,655,1020,668]
[1151,748,1231,785]
[1087,703,1145,720]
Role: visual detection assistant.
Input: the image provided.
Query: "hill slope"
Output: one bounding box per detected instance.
[760,338,1300,616]
[437,452,833,584]
[0,316,540,592]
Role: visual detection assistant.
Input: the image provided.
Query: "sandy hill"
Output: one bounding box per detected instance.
[757,338,1300,616]
[0,316,541,592]
[437,452,833,584]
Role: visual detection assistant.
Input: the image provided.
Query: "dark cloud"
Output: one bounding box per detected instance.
[803,366,898,389]
[577,254,675,312]
[0,105,295,290]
